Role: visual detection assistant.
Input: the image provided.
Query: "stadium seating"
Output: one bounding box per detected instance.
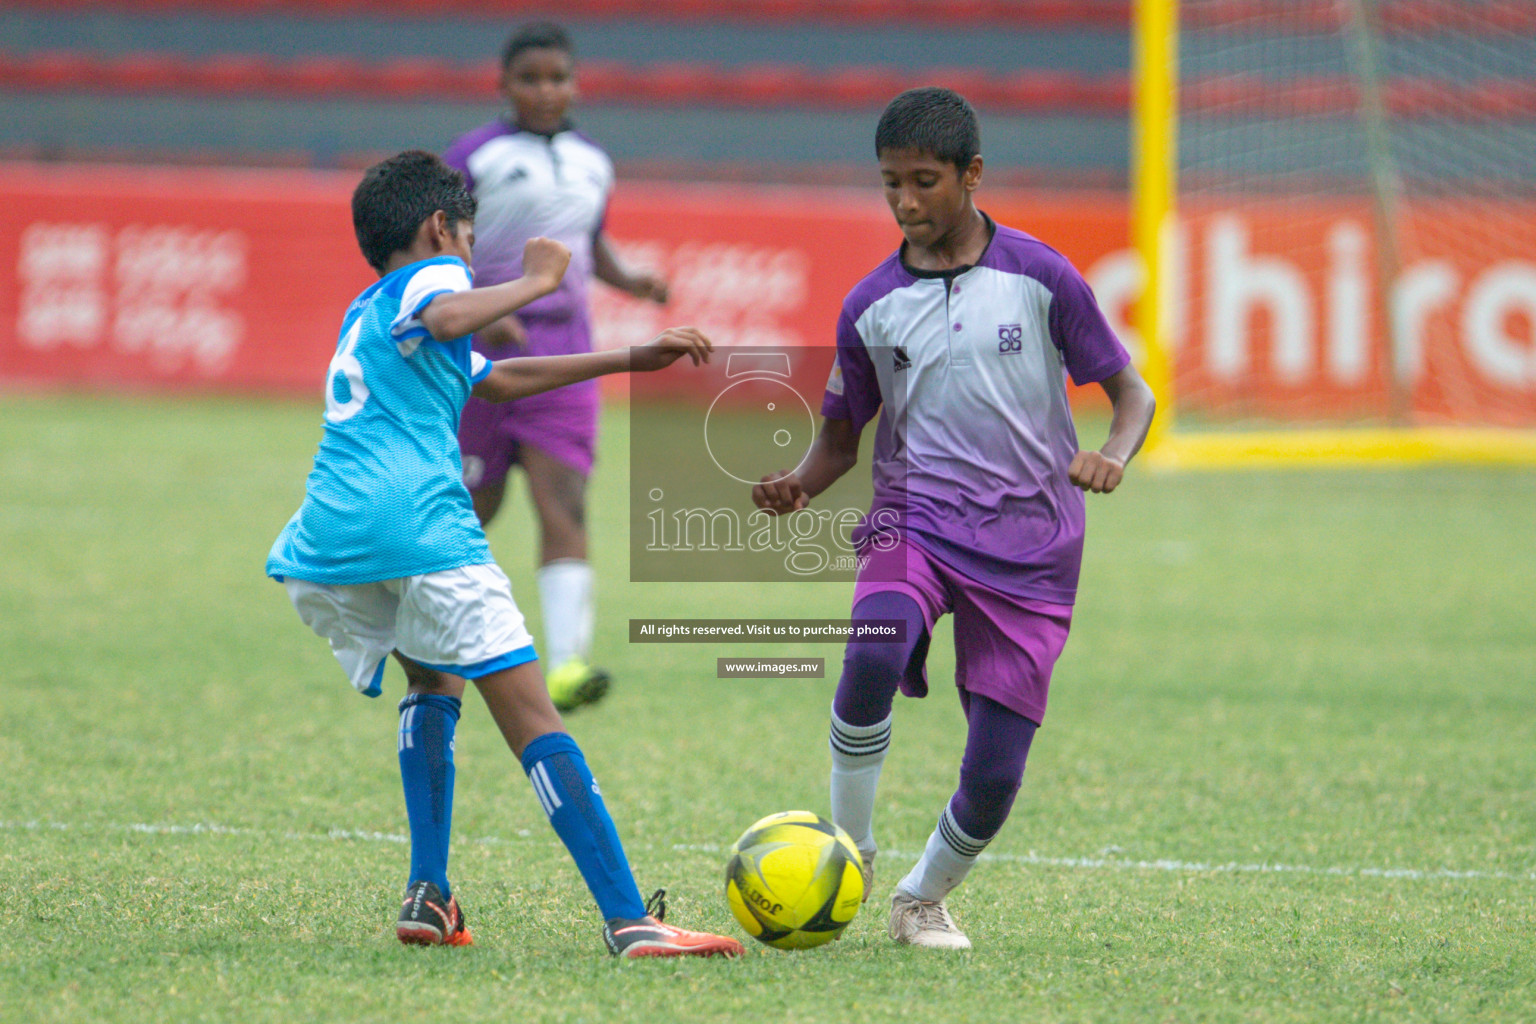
[0,0,1135,181]
[29,0,1135,29]
[7,47,1530,119]
[26,0,1536,31]
[0,49,1132,113]
[3,0,1532,183]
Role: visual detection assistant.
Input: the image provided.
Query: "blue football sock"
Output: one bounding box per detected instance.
[398,693,461,898]
[521,732,646,921]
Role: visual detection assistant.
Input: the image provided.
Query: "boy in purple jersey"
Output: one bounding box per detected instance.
[444,22,670,713]
[753,89,1155,949]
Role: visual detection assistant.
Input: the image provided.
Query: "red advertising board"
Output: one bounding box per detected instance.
[1174,201,1536,426]
[0,163,1129,403]
[2,163,374,393]
[4,161,1531,426]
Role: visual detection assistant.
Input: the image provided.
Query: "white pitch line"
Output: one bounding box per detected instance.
[936,849,1536,883]
[666,842,1536,884]
[4,819,1533,884]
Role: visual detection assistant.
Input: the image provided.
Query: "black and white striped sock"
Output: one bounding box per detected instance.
[898,802,990,903]
[828,709,892,861]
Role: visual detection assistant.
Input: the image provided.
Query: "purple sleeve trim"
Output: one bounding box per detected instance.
[841,251,910,325]
[1071,346,1132,386]
[1039,249,1131,386]
[441,139,476,193]
[976,224,1131,386]
[443,120,517,195]
[444,156,475,194]
[834,310,882,431]
[822,392,852,419]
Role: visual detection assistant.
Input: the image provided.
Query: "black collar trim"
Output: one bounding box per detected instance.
[900,213,997,281]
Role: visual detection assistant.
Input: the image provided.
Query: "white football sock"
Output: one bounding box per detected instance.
[537,558,594,668]
[897,803,987,902]
[828,708,892,861]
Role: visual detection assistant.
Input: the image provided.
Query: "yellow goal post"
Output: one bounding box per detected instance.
[1131,0,1536,468]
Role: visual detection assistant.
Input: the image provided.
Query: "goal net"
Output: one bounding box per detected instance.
[1136,0,1536,466]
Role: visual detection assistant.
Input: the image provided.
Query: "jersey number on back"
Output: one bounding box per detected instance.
[325,319,370,423]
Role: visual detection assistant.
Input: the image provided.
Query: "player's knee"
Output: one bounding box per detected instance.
[395,653,452,694]
[534,489,585,535]
[958,759,1025,816]
[558,496,586,532]
[840,637,908,689]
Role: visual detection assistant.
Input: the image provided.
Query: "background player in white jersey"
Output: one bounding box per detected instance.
[753,89,1156,949]
[444,22,669,713]
[267,150,740,958]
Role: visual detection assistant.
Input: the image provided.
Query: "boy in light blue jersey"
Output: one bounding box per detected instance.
[267,150,741,958]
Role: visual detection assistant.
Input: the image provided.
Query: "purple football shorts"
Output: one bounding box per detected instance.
[458,315,600,485]
[852,535,1073,725]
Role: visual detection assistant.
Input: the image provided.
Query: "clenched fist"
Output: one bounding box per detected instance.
[522,236,571,294]
[1068,450,1124,493]
[752,471,808,515]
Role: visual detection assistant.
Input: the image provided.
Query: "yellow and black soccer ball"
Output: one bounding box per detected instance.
[724,810,864,949]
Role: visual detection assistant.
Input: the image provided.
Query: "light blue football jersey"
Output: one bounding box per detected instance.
[266,256,495,585]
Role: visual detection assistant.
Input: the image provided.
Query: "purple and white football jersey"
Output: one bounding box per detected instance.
[444,120,612,335]
[822,219,1130,605]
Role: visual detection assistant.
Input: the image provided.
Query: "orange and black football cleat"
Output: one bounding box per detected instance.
[602,889,743,959]
[397,880,473,947]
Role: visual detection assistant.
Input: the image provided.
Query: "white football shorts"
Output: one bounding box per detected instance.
[283,563,537,697]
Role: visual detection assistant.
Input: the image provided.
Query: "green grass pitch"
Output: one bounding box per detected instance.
[1,392,1532,1023]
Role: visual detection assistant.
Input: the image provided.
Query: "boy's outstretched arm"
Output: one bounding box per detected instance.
[471,327,712,404]
[420,237,571,341]
[752,416,861,515]
[1069,363,1157,494]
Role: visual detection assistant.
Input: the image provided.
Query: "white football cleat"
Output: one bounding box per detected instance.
[888,891,971,950]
